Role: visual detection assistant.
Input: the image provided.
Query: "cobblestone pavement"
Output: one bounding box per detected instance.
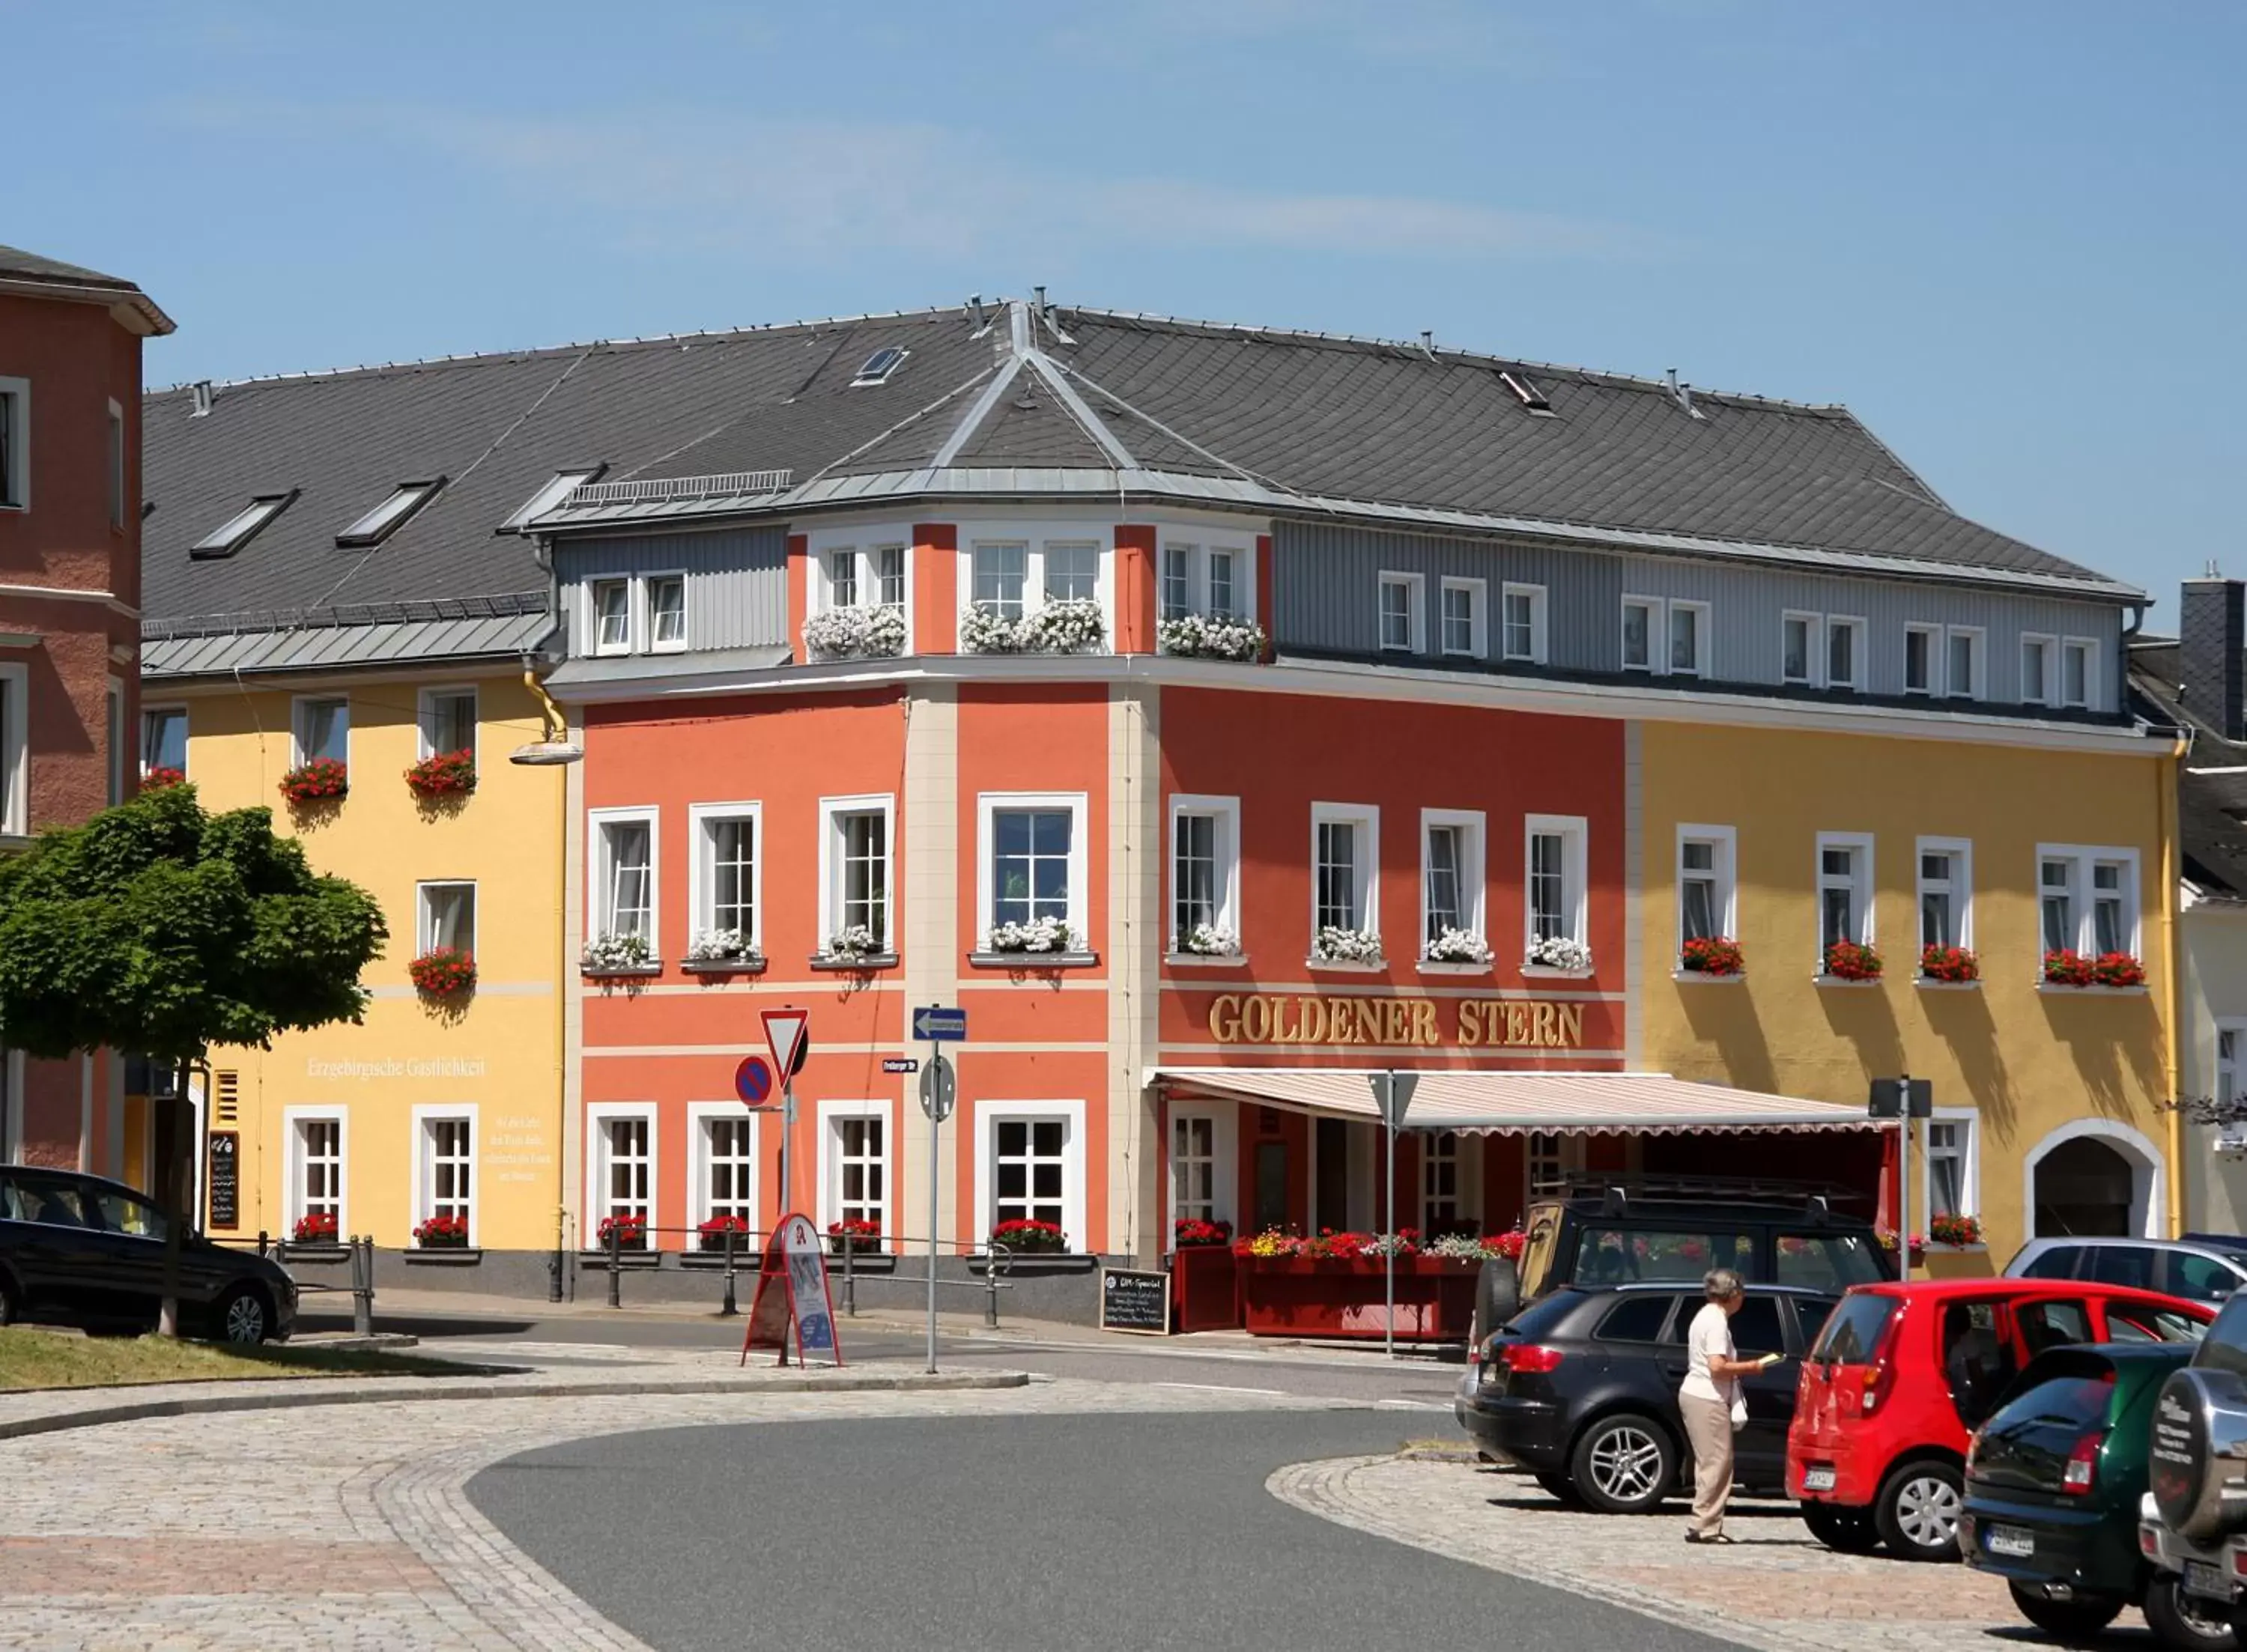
[0,1361,1355,1651]
[1270,1454,2163,1651]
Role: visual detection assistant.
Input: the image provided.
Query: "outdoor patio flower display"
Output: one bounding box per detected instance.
[1177,922,1239,957]
[142,765,186,790]
[279,756,348,806]
[1822,939,1883,981]
[803,603,907,661]
[1157,613,1267,661]
[1525,934,1592,972]
[698,1215,751,1253]
[1424,927,1493,965]
[957,604,1022,654]
[582,932,655,973]
[1234,1226,1485,1340]
[413,1213,469,1248]
[984,917,1077,955]
[408,946,476,998]
[1920,944,1980,983]
[990,1218,1068,1254]
[1876,1227,1928,1264]
[1679,935,1744,976]
[822,924,885,962]
[827,1216,882,1255]
[959,600,1106,655]
[685,929,760,965]
[1171,1218,1240,1331]
[597,1212,648,1251]
[1173,1218,1233,1248]
[1427,1228,1528,1262]
[404,747,476,798]
[2043,949,2146,988]
[1311,926,1384,965]
[291,1212,339,1245]
[1929,1212,1983,1247]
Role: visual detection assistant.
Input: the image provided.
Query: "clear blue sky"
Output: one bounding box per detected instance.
[16,1,2242,617]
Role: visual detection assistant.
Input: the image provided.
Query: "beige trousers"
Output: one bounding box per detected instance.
[1679,1391,1735,1537]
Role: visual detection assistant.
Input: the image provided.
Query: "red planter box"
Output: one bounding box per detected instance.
[1237,1254,1479,1342]
[1170,1245,1240,1332]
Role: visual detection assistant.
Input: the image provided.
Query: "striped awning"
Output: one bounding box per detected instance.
[1152,1068,1874,1136]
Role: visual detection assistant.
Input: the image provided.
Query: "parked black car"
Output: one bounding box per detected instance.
[1456,1280,1835,1513]
[0,1166,295,1343]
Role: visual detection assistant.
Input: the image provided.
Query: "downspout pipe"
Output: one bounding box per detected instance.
[2162,732,2186,1237]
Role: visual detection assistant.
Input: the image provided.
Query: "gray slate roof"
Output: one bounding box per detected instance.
[0,243,172,333]
[2129,640,2247,896]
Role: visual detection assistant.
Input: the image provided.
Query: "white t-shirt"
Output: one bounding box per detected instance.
[1681,1301,1735,1404]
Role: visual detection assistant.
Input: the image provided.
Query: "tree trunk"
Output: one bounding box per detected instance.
[154,1062,191,1337]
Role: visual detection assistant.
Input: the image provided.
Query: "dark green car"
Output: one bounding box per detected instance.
[1963,1343,2234,1647]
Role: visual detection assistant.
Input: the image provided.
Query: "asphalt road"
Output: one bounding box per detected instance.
[470,1410,1747,1652]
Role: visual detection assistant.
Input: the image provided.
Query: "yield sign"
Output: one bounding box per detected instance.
[761,1008,810,1080]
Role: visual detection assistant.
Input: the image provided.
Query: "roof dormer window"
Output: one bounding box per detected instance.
[189,490,296,559]
[1499,371,1554,415]
[337,478,443,548]
[850,347,908,387]
[502,466,604,532]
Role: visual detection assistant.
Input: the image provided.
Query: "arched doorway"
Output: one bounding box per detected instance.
[2032,1137,2139,1236]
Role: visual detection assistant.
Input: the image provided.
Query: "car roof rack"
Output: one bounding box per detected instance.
[1554,1173,1867,1217]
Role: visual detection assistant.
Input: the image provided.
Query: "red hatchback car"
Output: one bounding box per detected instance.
[1788,1280,2212,1562]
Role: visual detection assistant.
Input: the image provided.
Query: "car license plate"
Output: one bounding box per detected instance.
[1803,1466,1837,1492]
[2185,1561,2232,1603]
[1985,1525,2034,1559]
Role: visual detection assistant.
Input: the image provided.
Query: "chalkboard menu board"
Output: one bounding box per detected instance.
[206,1131,240,1231]
[1100,1266,1171,1336]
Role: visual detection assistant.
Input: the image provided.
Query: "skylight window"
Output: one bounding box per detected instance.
[850,347,908,387]
[336,478,443,548]
[189,491,296,559]
[1499,371,1553,413]
[501,466,604,532]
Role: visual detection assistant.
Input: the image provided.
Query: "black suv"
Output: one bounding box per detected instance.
[1455,1281,1837,1513]
[0,1166,296,1343]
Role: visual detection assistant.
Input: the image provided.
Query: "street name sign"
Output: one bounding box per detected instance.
[882,1057,920,1075]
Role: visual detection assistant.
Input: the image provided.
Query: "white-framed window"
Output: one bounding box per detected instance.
[1904,622,1941,696]
[1524,814,1588,952]
[1668,600,1709,676]
[2037,844,2141,961]
[979,791,1089,944]
[106,398,124,529]
[0,663,23,835]
[411,1106,476,1245]
[2060,637,2099,711]
[1677,824,1738,947]
[140,704,187,777]
[1207,546,1242,619]
[689,803,761,948]
[1169,793,1242,950]
[1420,808,1487,950]
[1621,596,1708,677]
[977,1100,1085,1250]
[106,677,124,806]
[646,573,687,652]
[1044,541,1099,603]
[819,1100,889,1239]
[819,794,894,953]
[1924,1110,1978,1220]
[826,546,860,610]
[1527,1130,1583,1198]
[1160,545,1192,622]
[1621,595,1659,672]
[583,573,686,656]
[1157,539,1255,627]
[1310,801,1380,938]
[2019,634,2056,707]
[688,1102,759,1235]
[589,578,631,655]
[0,377,27,510]
[285,1107,347,1236]
[1916,837,1973,953]
[970,541,1029,614]
[1421,1130,1477,1230]
[1168,1109,1235,1235]
[1781,611,1821,686]
[1945,626,1985,701]
[1378,571,1423,654]
[819,541,910,615]
[1440,577,1485,658]
[589,806,658,950]
[291,695,349,768]
[876,544,906,607]
[416,880,476,955]
[1827,616,1865,691]
[1500,582,1546,664]
[1816,831,1874,958]
[417,685,477,761]
[503,467,604,531]
[586,1104,656,1240]
[2222,1024,2243,1107]
[336,479,443,548]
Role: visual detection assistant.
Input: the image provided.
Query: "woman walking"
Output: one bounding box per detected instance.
[1679,1268,1777,1544]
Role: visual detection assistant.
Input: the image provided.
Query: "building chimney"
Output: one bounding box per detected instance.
[2180,571,2246,742]
[189,380,213,418]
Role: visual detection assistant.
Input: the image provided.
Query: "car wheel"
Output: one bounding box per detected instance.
[1874,1459,1964,1561]
[1570,1415,1676,1515]
[2008,1582,2123,1639]
[2146,1573,2239,1650]
[1533,1471,1585,1507]
[215,1286,270,1346]
[1799,1501,1881,1554]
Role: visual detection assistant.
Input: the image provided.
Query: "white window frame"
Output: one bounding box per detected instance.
[1523,813,1589,955]
[819,793,896,953]
[1377,571,1425,654]
[0,661,25,835]
[1676,823,1738,949]
[964,532,1117,640]
[1309,801,1381,944]
[1440,577,1487,659]
[1165,1106,1237,1236]
[1780,610,1822,687]
[140,702,187,780]
[1499,581,1547,665]
[2060,637,2100,711]
[416,684,478,762]
[1826,614,1867,692]
[0,377,27,511]
[409,1104,478,1246]
[643,569,688,655]
[687,1100,761,1234]
[1945,625,1986,701]
[1156,537,1258,629]
[587,577,633,656]
[290,693,350,769]
[416,879,477,956]
[816,1099,890,1240]
[2036,842,2142,963]
[2221,1021,2246,1106]
[1667,599,1710,678]
[2019,633,2057,708]
[1419,807,1488,952]
[1620,595,1661,672]
[1914,836,1974,954]
[587,805,660,954]
[585,1102,658,1239]
[1903,622,1943,696]
[975,1098,1087,1254]
[977,791,1091,946]
[1922,1108,1980,1221]
[688,801,763,952]
[1168,792,1242,953]
[806,526,915,652]
[106,398,124,530]
[282,1105,348,1238]
[1419,1129,1480,1230]
[1815,830,1876,961]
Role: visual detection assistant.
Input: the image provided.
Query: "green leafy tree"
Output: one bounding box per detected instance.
[0,783,385,1333]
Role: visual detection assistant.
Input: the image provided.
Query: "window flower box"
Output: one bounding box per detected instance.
[1424,928,1493,967]
[1920,944,1980,985]
[595,1214,649,1252]
[989,1218,1068,1255]
[404,748,476,799]
[582,932,658,975]
[2043,949,2146,989]
[409,947,476,998]
[1679,935,1744,977]
[1877,1228,1928,1266]
[698,1215,753,1254]
[983,917,1079,956]
[1929,1213,1982,1248]
[279,757,348,807]
[1311,926,1384,967]
[413,1213,470,1249]
[292,1212,340,1245]
[403,1245,482,1266]
[819,925,888,966]
[826,1218,882,1257]
[1176,923,1240,959]
[142,765,186,791]
[682,930,763,973]
[1171,1221,1240,1332]
[1820,939,1882,983]
[1523,935,1591,973]
[1158,614,1267,662]
[959,599,1106,655]
[804,604,907,661]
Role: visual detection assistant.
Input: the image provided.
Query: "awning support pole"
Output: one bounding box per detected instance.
[1384,1071,1397,1362]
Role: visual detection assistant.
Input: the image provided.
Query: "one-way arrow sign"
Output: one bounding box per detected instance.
[912,1006,967,1042]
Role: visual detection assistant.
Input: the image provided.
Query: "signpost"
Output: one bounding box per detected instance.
[761,1009,810,1220]
[1100,1266,1171,1335]
[739,1212,844,1368]
[1372,1070,1420,1360]
[915,1006,965,1374]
